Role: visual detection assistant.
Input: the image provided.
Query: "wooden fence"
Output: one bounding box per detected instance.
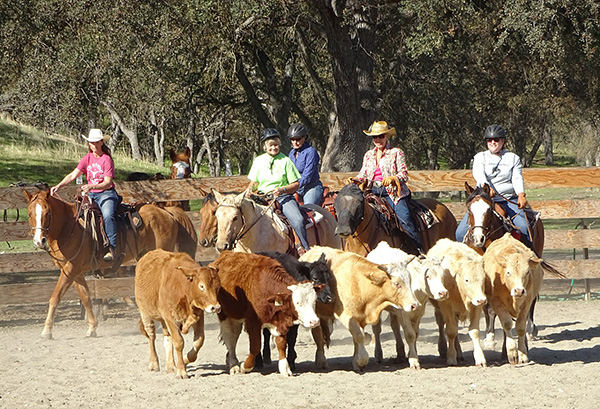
[1,167,599,306]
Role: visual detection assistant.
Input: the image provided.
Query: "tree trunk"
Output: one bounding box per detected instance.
[101,100,141,160]
[543,127,554,166]
[149,110,164,167]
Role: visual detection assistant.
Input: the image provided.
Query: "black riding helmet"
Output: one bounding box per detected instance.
[288,123,308,140]
[260,128,280,142]
[484,124,506,140]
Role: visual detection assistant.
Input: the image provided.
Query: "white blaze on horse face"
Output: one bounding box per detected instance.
[33,203,45,249]
[172,161,190,179]
[471,199,491,246]
[289,282,320,328]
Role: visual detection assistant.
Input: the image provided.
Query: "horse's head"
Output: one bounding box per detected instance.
[465,182,494,247]
[212,189,246,252]
[334,183,365,237]
[170,147,191,179]
[198,192,218,247]
[24,189,54,250]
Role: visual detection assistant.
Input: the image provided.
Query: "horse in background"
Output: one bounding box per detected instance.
[24,189,198,340]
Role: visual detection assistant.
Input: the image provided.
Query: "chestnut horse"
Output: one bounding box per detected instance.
[334,183,457,256]
[24,189,198,339]
[168,147,192,210]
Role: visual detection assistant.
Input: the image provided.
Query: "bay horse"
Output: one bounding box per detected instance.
[462,182,562,351]
[334,183,458,256]
[24,189,198,340]
[168,147,192,210]
[212,190,342,254]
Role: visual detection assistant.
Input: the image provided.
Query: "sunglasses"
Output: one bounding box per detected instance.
[486,137,503,143]
[290,138,304,142]
[371,134,386,139]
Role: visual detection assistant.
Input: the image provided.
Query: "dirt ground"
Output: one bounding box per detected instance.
[1,292,599,409]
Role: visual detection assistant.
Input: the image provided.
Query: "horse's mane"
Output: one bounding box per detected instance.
[466,185,492,204]
[339,183,364,200]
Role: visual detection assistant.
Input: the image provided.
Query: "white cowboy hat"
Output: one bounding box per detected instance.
[363,121,396,137]
[81,128,105,142]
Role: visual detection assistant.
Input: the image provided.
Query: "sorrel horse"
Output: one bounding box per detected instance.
[168,147,192,210]
[462,182,563,347]
[334,183,458,256]
[212,190,342,254]
[24,189,198,339]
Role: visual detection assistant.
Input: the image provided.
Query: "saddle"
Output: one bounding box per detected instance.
[75,195,143,266]
[493,201,540,241]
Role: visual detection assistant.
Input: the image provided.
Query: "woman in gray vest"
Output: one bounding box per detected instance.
[456,124,531,246]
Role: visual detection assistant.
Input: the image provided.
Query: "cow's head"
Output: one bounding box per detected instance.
[302,253,335,304]
[499,251,543,297]
[177,264,221,314]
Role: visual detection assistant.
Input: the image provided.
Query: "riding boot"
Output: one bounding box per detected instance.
[103,246,116,262]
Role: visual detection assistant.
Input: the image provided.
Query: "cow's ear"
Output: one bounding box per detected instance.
[317,253,327,263]
[24,189,33,201]
[313,283,325,293]
[176,266,194,282]
[364,268,386,285]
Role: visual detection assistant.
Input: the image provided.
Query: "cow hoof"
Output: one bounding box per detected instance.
[279,359,293,376]
[148,362,160,372]
[40,332,53,340]
[175,371,189,379]
[483,333,495,348]
[86,329,97,338]
[229,365,241,375]
[409,359,421,370]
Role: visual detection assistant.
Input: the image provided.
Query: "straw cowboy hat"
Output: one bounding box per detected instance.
[81,128,106,143]
[363,121,396,137]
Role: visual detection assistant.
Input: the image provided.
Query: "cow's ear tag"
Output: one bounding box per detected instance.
[274,300,283,307]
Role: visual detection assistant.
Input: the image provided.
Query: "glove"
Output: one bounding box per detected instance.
[346,177,363,185]
[517,192,528,209]
[382,176,396,187]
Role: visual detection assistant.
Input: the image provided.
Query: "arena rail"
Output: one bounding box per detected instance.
[1,167,599,305]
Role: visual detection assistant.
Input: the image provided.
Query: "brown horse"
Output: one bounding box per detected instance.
[463,182,557,348]
[24,189,198,340]
[334,183,457,256]
[198,191,220,248]
[168,147,192,210]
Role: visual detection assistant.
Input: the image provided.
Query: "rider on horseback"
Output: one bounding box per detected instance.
[456,124,533,248]
[351,121,425,254]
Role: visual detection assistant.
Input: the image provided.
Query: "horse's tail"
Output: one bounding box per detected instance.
[164,206,198,258]
[541,260,566,278]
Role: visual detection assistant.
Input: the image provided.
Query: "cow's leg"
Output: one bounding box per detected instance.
[372,319,384,363]
[220,317,243,374]
[400,311,422,370]
[433,305,447,358]
[468,307,487,367]
[286,324,299,371]
[390,312,407,364]
[184,313,205,365]
[275,335,292,376]
[515,305,531,364]
[164,320,188,379]
[242,318,261,374]
[496,307,518,364]
[526,296,538,341]
[339,314,369,371]
[256,327,271,368]
[161,321,176,374]
[311,324,328,369]
[445,315,459,366]
[139,314,160,372]
[483,303,496,348]
[41,271,77,339]
[72,275,98,338]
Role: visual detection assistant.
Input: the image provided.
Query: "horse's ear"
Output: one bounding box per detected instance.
[169,148,177,162]
[233,191,246,207]
[24,189,33,201]
[482,183,491,195]
[212,188,224,204]
[465,182,474,194]
[184,146,191,158]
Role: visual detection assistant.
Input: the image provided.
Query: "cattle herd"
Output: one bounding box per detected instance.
[133,231,543,379]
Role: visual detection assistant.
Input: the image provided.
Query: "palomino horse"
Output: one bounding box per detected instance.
[334,183,457,256]
[462,182,562,350]
[212,190,342,253]
[24,189,198,339]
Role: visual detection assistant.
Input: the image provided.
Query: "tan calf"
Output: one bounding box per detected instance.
[135,249,221,379]
[301,246,419,372]
[427,239,487,367]
[483,233,543,364]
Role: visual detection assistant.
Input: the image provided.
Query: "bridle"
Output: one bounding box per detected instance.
[216,197,277,247]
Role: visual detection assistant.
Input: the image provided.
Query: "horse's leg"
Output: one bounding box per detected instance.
[256,327,272,368]
[41,271,77,339]
[72,275,98,338]
[483,303,497,348]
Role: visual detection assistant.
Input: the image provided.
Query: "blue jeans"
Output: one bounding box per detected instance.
[89,188,119,249]
[372,186,423,249]
[277,194,310,250]
[297,182,324,206]
[455,198,530,243]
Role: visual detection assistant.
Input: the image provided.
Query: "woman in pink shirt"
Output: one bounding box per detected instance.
[50,129,118,262]
[353,121,424,253]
